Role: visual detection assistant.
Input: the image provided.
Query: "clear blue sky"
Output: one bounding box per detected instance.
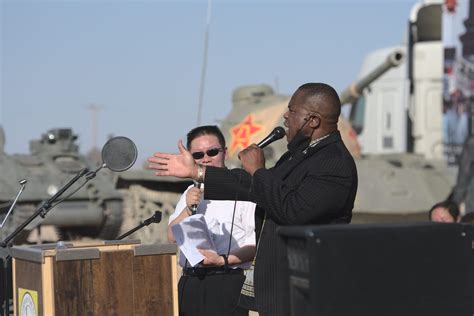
[0,0,467,165]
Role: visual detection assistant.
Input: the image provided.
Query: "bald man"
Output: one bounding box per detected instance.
[148,83,358,316]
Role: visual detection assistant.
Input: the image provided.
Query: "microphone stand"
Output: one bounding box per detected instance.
[0,168,88,248]
[0,180,26,316]
[0,168,88,315]
[0,180,27,229]
[117,211,162,240]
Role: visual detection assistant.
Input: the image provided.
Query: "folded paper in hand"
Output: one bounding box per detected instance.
[171,214,217,267]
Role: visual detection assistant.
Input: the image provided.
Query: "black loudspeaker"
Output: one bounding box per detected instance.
[278,222,474,316]
[0,251,12,316]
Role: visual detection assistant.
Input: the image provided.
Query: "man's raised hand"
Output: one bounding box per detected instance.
[148,140,197,179]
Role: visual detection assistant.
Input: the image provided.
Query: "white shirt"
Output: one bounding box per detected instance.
[169,184,256,269]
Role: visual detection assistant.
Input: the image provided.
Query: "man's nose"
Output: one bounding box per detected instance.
[201,156,212,162]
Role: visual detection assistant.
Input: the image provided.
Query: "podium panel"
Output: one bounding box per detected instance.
[11,241,178,316]
[279,223,474,316]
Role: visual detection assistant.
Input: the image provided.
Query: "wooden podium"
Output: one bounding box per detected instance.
[10,241,178,316]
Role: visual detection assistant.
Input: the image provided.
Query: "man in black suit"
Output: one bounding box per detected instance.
[148,83,358,316]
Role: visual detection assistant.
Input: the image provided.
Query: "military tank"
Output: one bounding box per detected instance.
[0,127,123,244]
[219,48,452,223]
[0,127,192,245]
[338,47,452,222]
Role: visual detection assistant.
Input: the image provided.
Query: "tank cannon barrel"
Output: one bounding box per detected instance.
[339,49,404,105]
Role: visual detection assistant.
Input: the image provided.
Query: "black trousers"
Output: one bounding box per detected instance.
[178,272,248,316]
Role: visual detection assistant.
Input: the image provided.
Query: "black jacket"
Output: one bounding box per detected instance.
[204,131,358,316]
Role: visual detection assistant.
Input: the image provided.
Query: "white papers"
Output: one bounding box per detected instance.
[171,214,217,267]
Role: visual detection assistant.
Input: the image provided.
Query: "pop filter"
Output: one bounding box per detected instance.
[101,136,138,172]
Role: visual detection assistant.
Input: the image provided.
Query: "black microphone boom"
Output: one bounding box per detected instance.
[257,127,286,149]
[117,210,162,240]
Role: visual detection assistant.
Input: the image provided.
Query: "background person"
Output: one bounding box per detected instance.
[167,125,256,316]
[428,200,460,223]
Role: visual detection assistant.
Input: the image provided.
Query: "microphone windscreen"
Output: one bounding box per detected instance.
[101,136,138,172]
[272,126,286,140]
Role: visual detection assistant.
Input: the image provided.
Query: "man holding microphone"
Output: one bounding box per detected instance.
[149,83,358,316]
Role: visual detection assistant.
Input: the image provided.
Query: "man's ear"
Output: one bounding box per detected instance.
[224,147,229,160]
[308,115,321,129]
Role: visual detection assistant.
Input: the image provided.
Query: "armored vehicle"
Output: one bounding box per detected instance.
[219,0,454,223]
[0,127,192,245]
[0,127,123,243]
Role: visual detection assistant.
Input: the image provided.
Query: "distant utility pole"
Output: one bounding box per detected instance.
[196,0,212,126]
[86,104,104,150]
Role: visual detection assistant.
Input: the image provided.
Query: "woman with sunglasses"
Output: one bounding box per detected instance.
[167,125,256,316]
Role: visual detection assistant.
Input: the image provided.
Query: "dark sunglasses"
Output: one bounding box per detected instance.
[191,148,225,160]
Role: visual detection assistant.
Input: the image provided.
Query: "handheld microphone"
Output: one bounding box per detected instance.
[190,182,202,215]
[257,126,286,149]
[0,179,27,229]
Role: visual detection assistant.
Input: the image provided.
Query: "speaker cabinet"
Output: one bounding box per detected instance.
[278,223,474,316]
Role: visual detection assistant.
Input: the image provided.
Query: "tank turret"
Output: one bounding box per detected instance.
[29,128,79,156]
[339,49,405,105]
[220,84,290,168]
[232,84,275,105]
